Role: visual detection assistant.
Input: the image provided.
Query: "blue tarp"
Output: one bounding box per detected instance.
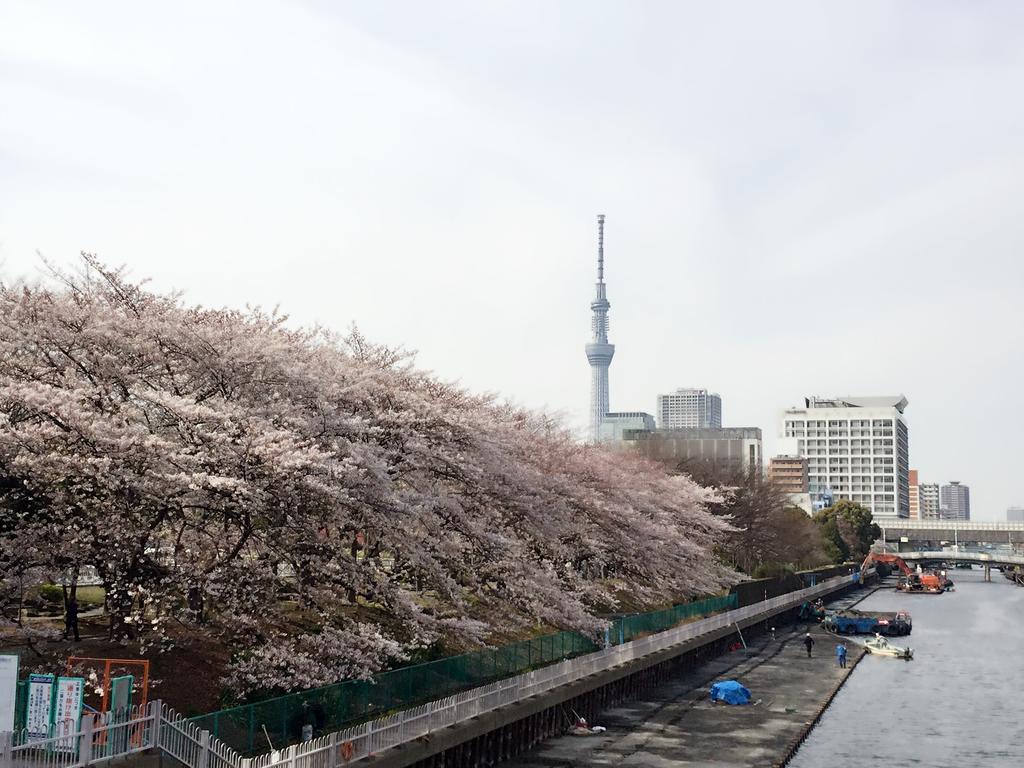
[709,679,751,705]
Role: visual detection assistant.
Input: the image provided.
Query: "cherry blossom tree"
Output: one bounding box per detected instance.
[0,256,736,693]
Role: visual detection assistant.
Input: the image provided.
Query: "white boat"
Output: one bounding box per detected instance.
[864,635,914,659]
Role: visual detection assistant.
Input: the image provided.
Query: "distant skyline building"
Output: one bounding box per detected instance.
[778,395,910,521]
[908,469,921,520]
[585,214,614,442]
[1008,506,1024,522]
[599,412,656,444]
[626,427,762,475]
[940,481,971,520]
[919,482,941,519]
[657,388,722,429]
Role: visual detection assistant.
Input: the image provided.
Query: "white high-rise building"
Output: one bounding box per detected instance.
[657,388,722,429]
[778,395,910,521]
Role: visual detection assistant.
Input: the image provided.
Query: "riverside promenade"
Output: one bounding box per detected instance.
[505,623,864,768]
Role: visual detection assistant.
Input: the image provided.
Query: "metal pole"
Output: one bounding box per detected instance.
[734,623,747,650]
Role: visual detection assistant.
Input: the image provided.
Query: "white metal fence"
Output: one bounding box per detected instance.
[1,703,156,768]
[1,573,856,768]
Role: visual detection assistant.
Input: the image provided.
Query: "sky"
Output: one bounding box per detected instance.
[1,1,1023,520]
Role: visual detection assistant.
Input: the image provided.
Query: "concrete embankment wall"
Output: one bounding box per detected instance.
[366,580,861,768]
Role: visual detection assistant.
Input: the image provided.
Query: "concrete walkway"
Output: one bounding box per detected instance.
[504,624,863,768]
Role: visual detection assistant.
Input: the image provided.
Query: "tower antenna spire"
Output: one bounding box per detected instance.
[585,214,614,442]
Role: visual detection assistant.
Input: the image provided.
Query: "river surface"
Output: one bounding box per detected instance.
[790,569,1024,767]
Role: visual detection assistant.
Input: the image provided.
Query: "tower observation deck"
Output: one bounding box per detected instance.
[586,214,614,442]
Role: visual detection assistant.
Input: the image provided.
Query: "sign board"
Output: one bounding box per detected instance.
[26,673,55,740]
[0,654,18,731]
[53,677,85,754]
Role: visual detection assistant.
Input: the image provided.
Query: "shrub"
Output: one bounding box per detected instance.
[38,584,64,606]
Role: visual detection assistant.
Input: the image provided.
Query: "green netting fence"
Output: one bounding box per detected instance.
[188,592,736,754]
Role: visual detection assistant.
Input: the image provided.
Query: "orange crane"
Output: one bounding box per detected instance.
[862,552,946,594]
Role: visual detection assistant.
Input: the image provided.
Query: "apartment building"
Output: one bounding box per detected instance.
[919,483,941,519]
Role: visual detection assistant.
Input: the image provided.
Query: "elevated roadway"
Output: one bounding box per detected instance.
[897,550,1024,568]
[879,520,1024,546]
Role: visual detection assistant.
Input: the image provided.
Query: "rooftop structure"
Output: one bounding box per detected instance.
[585,215,614,442]
[804,395,909,413]
[599,412,656,444]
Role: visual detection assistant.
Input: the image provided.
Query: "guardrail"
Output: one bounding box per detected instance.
[0,573,856,768]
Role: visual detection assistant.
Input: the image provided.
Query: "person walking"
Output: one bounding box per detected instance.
[803,632,814,658]
[836,642,848,669]
[64,598,80,642]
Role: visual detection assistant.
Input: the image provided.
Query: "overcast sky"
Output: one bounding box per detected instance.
[2,1,1022,520]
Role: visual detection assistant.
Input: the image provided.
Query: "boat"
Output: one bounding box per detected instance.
[823,609,912,636]
[863,635,914,659]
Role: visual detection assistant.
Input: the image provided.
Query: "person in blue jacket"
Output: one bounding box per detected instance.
[836,642,848,669]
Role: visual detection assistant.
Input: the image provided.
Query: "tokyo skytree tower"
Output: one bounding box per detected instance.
[585,215,614,442]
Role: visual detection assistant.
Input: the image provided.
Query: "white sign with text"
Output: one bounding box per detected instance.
[54,677,85,754]
[26,673,55,741]
[0,654,18,732]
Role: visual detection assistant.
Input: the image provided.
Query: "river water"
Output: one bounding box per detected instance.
[790,569,1024,767]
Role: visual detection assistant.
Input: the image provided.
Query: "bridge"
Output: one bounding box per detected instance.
[879,520,1024,546]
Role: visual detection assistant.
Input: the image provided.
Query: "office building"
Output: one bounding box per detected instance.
[656,388,722,429]
[625,427,762,475]
[940,481,970,520]
[585,215,614,442]
[1008,507,1024,522]
[598,412,656,444]
[778,395,910,521]
[919,483,941,519]
[908,469,921,520]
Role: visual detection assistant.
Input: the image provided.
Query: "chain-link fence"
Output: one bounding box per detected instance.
[188,593,736,754]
